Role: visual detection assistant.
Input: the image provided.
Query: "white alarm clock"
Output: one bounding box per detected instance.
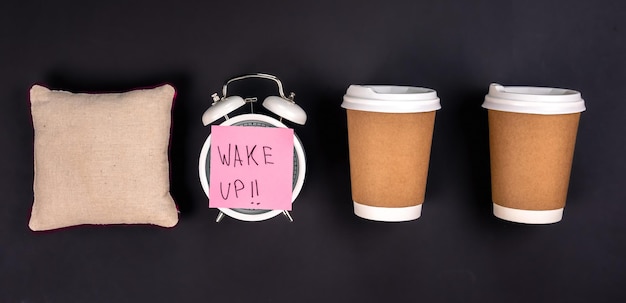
[198,73,307,222]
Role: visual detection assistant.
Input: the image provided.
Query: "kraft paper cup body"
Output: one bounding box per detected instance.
[483,84,585,224]
[342,85,441,222]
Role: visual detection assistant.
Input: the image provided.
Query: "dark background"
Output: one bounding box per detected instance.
[1,0,625,302]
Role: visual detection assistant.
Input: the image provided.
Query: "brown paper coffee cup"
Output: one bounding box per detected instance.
[342,85,441,222]
[483,84,586,224]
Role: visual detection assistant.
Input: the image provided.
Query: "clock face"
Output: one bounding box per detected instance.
[199,114,306,221]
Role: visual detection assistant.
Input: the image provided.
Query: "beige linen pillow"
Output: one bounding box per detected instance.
[29,84,179,231]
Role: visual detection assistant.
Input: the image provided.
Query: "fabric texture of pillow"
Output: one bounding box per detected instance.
[29,84,179,231]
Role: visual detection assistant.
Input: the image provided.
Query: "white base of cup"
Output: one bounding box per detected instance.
[353,201,422,222]
[493,203,563,224]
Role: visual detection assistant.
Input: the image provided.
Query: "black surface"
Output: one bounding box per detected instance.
[1,1,625,302]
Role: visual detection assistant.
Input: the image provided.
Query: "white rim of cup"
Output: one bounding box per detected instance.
[353,201,422,222]
[493,203,564,224]
[482,83,585,114]
[341,85,441,113]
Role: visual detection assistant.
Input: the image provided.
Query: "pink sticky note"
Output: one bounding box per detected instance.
[209,125,294,210]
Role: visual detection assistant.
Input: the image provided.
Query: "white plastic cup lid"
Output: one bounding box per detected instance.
[341,85,441,113]
[482,83,586,114]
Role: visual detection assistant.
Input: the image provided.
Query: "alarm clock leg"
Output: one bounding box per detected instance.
[216,211,225,223]
[282,210,293,222]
